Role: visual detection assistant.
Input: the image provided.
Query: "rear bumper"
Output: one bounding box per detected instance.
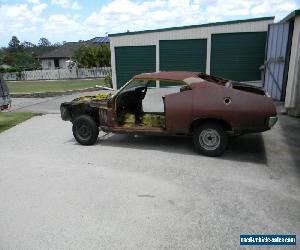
[267,116,278,129]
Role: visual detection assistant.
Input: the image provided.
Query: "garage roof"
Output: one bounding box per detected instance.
[109,16,274,37]
[280,9,300,23]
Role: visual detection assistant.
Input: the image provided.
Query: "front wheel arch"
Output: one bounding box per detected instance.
[69,105,100,126]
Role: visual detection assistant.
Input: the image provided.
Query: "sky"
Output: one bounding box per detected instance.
[0,0,299,47]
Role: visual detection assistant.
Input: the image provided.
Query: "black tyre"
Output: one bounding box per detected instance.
[72,115,99,145]
[193,122,228,156]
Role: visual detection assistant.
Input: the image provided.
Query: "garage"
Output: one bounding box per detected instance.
[115,46,156,89]
[110,17,274,89]
[210,32,267,81]
[159,39,207,72]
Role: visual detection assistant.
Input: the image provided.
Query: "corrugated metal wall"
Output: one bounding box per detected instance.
[264,23,291,101]
[284,15,300,115]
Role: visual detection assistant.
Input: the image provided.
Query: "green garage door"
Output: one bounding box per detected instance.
[160,39,207,72]
[115,46,156,89]
[211,32,267,81]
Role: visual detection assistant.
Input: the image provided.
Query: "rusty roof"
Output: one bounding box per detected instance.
[133,71,229,86]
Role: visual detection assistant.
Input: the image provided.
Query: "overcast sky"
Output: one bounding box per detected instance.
[0,0,299,47]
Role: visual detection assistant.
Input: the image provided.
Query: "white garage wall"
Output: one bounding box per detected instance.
[110,18,273,89]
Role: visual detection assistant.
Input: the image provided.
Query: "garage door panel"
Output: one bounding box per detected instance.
[115,46,156,88]
[159,39,207,72]
[211,32,267,81]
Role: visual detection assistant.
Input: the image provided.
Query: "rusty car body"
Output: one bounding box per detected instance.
[60,71,277,156]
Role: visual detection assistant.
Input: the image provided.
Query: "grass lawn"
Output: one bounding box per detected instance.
[7,79,105,94]
[0,112,39,133]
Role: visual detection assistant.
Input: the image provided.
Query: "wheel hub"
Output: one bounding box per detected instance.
[199,129,220,150]
[77,123,91,139]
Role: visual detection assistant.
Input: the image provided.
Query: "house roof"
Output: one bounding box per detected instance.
[91,37,110,43]
[37,41,98,59]
[280,9,300,23]
[108,16,274,37]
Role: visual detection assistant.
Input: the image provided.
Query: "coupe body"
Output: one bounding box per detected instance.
[60,71,277,156]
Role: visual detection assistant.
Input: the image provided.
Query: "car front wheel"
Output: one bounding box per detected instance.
[193,122,228,156]
[72,115,99,145]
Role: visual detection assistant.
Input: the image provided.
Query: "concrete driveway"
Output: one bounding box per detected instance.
[1,89,300,249]
[10,88,178,114]
[10,91,103,114]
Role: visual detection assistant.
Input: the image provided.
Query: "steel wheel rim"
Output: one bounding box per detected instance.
[76,122,91,140]
[199,129,220,151]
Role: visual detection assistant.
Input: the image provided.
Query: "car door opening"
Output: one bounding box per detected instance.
[115,79,167,128]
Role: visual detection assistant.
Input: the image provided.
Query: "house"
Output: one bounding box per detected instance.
[263,9,300,116]
[108,17,273,89]
[0,63,12,70]
[37,37,110,70]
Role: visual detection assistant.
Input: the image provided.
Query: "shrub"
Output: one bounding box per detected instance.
[104,73,112,88]
[7,67,18,73]
[16,71,25,80]
[72,43,111,68]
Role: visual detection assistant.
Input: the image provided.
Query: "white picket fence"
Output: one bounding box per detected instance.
[3,67,111,81]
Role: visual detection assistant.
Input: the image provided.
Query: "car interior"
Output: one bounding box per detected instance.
[114,74,266,129]
[115,79,191,128]
[197,72,266,95]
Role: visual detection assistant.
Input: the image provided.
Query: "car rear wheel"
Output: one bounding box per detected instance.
[72,115,99,145]
[193,122,228,156]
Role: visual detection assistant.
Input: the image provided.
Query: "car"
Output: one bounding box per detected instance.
[0,77,11,111]
[60,71,278,156]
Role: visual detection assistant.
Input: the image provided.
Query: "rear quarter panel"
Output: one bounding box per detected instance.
[164,82,276,132]
[191,82,276,130]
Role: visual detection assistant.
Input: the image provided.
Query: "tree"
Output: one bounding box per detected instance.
[21,41,35,48]
[72,43,111,68]
[8,36,21,51]
[52,42,62,47]
[3,51,40,70]
[3,53,17,66]
[11,51,40,69]
[0,48,5,65]
[38,37,51,47]
[72,45,95,68]
[94,43,110,67]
